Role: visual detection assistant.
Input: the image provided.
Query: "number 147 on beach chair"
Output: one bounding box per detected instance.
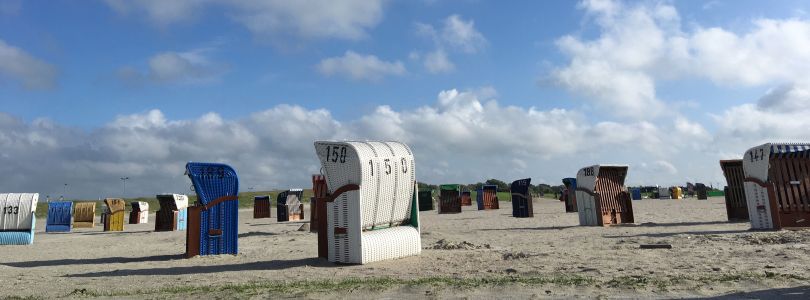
[313,141,421,264]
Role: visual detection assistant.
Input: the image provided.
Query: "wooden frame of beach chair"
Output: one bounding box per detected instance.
[575,165,634,226]
[313,141,421,264]
[46,201,72,232]
[72,201,96,229]
[0,193,38,245]
[742,143,810,230]
[720,159,749,221]
[511,179,533,218]
[185,162,239,257]
[102,198,125,231]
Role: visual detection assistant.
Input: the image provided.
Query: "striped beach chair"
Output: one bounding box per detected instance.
[46,201,73,232]
[742,143,810,230]
[439,184,461,214]
[185,162,239,257]
[460,190,472,206]
[313,141,421,264]
[575,165,634,226]
[510,179,533,218]
[476,185,498,210]
[720,159,748,221]
[253,196,271,219]
[0,193,38,245]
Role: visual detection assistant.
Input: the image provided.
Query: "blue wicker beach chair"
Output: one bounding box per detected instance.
[46,201,73,232]
[185,162,239,257]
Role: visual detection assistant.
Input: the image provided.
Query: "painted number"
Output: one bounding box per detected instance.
[325,145,347,163]
[384,159,392,175]
[748,148,765,163]
[401,158,408,174]
[583,167,595,176]
[3,206,19,215]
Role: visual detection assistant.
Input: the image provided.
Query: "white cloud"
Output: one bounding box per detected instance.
[441,14,487,53]
[0,86,718,198]
[317,51,406,81]
[554,0,810,120]
[415,14,487,73]
[118,48,225,85]
[0,39,57,90]
[423,49,454,73]
[104,0,384,40]
[227,0,384,40]
[103,0,211,26]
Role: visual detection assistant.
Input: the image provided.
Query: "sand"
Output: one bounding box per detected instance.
[2,197,809,299]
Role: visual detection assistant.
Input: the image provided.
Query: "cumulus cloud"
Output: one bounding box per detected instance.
[553,0,810,119]
[0,86,720,198]
[317,51,406,81]
[118,48,226,85]
[0,39,57,90]
[104,0,384,40]
[415,14,487,73]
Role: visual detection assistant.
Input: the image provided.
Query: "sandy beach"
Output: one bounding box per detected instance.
[2,196,809,299]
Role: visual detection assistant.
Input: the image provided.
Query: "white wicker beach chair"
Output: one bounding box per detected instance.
[314,141,421,264]
[575,165,634,226]
[0,193,39,245]
[742,143,810,230]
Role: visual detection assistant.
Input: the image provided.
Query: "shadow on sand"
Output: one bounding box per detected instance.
[65,257,333,277]
[2,254,184,268]
[694,285,810,299]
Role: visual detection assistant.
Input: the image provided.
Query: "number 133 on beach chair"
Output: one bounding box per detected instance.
[314,141,421,264]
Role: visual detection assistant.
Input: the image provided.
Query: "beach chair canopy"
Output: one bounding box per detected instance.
[0,193,38,231]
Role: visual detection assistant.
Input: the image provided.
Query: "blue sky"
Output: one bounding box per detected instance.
[2,0,810,198]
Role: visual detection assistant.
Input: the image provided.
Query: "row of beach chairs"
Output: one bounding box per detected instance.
[4,141,809,268]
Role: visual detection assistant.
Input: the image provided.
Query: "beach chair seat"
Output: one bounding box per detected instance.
[438,184,461,214]
[0,193,38,245]
[576,165,634,226]
[253,196,271,219]
[511,179,533,218]
[102,198,125,231]
[742,143,810,230]
[155,194,189,231]
[72,202,96,228]
[314,141,420,264]
[129,201,149,224]
[46,201,72,232]
[185,162,239,257]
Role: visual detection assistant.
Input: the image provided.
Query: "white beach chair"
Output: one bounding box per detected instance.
[314,141,421,264]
